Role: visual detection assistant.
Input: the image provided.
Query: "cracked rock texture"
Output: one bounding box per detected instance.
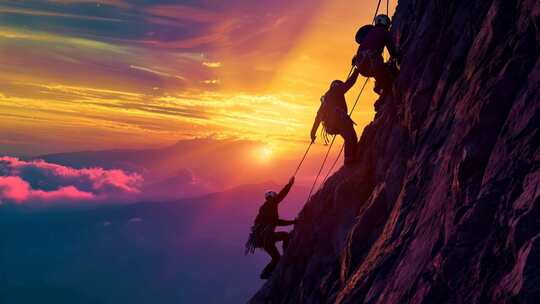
[250,0,539,303]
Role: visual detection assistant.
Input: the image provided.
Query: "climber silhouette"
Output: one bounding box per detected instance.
[353,14,398,95]
[245,177,296,279]
[310,68,360,166]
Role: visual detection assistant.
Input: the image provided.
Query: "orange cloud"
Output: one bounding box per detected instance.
[203,62,222,68]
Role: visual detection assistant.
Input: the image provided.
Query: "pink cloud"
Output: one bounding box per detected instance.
[0,176,94,204]
[0,176,30,203]
[0,156,142,204]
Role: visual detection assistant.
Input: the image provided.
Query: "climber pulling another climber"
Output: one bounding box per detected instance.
[310,68,360,166]
[245,13,400,281]
[245,177,297,279]
[353,14,398,95]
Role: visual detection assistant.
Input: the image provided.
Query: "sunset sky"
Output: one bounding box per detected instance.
[0,3,397,299]
[0,0,396,158]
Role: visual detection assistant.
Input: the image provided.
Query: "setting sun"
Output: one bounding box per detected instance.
[256,146,274,162]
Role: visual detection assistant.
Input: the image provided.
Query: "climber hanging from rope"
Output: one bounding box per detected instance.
[353,14,399,95]
[245,177,297,279]
[310,68,361,167]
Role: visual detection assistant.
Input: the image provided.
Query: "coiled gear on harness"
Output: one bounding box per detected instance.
[245,223,274,255]
[318,94,357,145]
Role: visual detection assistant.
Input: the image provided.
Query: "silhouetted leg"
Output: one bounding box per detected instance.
[340,121,358,165]
[261,241,280,279]
[274,231,289,252]
[260,232,291,279]
[374,63,395,94]
[368,57,391,94]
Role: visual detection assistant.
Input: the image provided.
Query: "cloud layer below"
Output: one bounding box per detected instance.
[0,156,142,204]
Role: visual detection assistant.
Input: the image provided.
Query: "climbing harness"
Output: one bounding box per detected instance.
[245,223,274,255]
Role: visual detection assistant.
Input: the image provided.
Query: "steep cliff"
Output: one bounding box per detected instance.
[251,0,539,303]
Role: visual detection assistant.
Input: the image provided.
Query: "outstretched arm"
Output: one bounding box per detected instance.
[276,218,296,226]
[275,177,294,204]
[341,68,360,93]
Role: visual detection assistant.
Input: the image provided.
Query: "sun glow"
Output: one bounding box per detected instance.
[255,146,274,163]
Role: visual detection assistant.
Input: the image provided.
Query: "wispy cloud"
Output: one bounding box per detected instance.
[202,79,220,85]
[147,4,218,23]
[0,6,124,22]
[129,65,186,80]
[0,79,312,154]
[46,0,132,9]
[0,27,129,54]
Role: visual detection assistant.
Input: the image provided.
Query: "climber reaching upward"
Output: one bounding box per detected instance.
[353,14,398,95]
[245,177,297,279]
[310,68,360,166]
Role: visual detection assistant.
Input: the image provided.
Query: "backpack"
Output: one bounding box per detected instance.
[318,94,347,142]
[355,24,374,44]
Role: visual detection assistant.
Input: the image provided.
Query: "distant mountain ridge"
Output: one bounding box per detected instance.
[36,138,302,200]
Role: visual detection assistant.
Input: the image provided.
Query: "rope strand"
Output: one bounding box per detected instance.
[373,0,382,23]
[306,135,336,202]
[292,142,313,177]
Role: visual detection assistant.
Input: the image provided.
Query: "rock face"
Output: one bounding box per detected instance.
[251,0,539,303]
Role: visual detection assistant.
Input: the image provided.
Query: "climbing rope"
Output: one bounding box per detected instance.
[292,141,313,177]
[346,65,354,79]
[306,135,336,202]
[373,0,382,22]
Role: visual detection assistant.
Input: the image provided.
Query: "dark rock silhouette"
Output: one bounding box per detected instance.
[250,0,539,303]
